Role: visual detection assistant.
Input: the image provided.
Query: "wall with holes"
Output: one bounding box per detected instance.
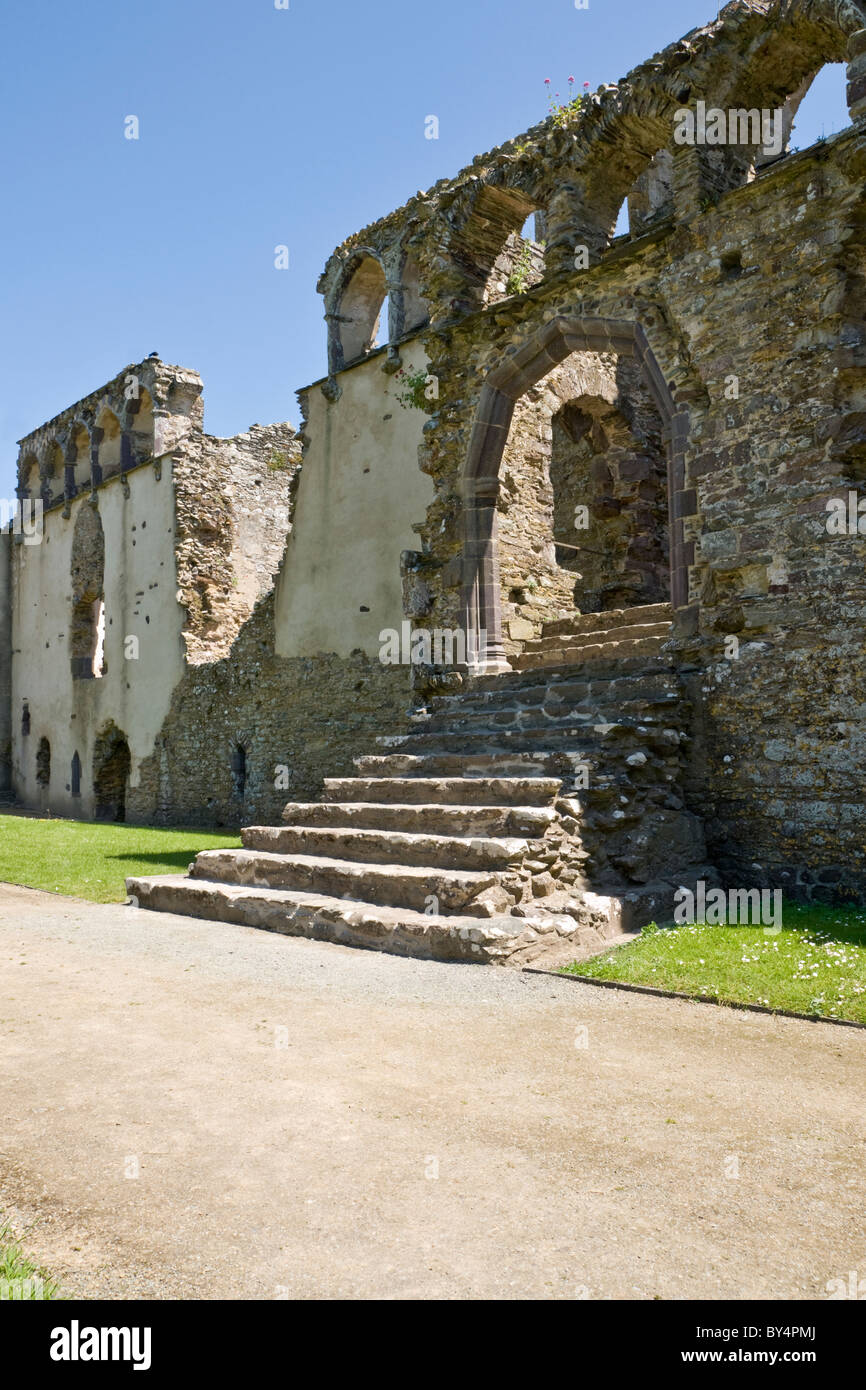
[8,356,300,820]
[10,463,185,819]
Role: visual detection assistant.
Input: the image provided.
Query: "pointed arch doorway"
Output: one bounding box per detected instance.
[460,315,692,672]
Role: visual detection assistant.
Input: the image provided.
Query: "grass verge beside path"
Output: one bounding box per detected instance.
[563,905,866,1024]
[0,1220,60,1300]
[0,814,241,904]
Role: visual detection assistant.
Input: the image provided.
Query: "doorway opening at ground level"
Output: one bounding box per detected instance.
[93,724,131,822]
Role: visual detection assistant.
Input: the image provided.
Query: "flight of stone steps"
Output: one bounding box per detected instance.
[128,602,717,966]
[512,602,673,672]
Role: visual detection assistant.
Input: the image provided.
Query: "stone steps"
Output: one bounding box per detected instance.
[242,823,538,870]
[519,620,671,655]
[125,876,536,962]
[376,724,640,755]
[279,800,557,836]
[425,670,683,721]
[469,652,674,691]
[543,602,671,638]
[405,700,683,745]
[502,600,674,675]
[406,700,682,741]
[126,610,715,967]
[354,750,570,778]
[513,633,669,672]
[321,775,562,805]
[190,847,508,914]
[362,730,686,781]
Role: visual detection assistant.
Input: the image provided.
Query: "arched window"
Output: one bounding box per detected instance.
[785,63,849,152]
[338,255,387,363]
[479,193,545,306]
[96,407,122,480]
[19,453,38,498]
[41,441,63,506]
[374,293,390,348]
[127,384,154,464]
[70,503,106,680]
[71,751,81,798]
[70,424,91,494]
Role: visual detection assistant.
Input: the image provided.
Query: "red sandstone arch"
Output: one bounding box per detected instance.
[460,315,690,672]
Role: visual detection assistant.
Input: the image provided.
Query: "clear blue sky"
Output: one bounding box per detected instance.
[0,0,849,500]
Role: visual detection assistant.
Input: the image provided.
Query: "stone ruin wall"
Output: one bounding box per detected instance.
[312,0,866,899]
[128,344,430,829]
[404,140,866,899]
[174,420,302,665]
[127,594,412,828]
[6,0,866,899]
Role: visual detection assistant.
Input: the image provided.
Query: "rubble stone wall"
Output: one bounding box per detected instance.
[129,595,413,828]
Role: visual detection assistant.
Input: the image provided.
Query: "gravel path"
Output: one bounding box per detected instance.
[0,882,863,1300]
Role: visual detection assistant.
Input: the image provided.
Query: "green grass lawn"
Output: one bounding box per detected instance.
[0,814,241,904]
[563,904,866,1024]
[0,1220,60,1300]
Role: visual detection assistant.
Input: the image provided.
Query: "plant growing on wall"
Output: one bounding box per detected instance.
[394,367,434,411]
[506,239,534,296]
[545,76,591,129]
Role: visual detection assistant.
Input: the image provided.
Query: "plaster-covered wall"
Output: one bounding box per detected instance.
[275,338,434,659]
[0,531,11,791]
[10,465,186,818]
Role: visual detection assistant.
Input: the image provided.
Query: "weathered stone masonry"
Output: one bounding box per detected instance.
[7,1,866,948]
[310,0,866,901]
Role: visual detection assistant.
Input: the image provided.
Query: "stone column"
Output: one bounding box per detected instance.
[543,182,612,276]
[461,475,510,674]
[90,428,103,487]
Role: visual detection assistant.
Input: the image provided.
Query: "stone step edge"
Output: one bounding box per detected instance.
[521,623,672,651]
[194,847,502,884]
[124,874,581,963]
[469,656,677,688]
[543,603,672,636]
[242,825,539,858]
[280,800,558,818]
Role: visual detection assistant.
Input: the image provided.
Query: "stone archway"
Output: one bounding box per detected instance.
[460,315,692,671]
[93,722,131,822]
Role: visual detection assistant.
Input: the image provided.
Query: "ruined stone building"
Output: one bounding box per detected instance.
[2,0,866,962]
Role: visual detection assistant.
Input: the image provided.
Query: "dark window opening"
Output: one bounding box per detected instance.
[70,503,106,680]
[36,737,50,788]
[71,751,81,798]
[231,744,247,799]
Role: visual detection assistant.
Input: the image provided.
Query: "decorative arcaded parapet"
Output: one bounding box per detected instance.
[314,0,865,351]
[14,358,204,501]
